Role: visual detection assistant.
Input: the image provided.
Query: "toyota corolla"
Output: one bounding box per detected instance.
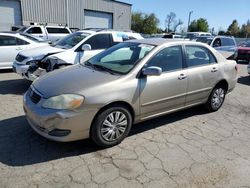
[23,38,238,147]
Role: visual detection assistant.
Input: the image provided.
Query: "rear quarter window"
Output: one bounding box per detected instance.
[221,38,236,46]
[46,27,70,34]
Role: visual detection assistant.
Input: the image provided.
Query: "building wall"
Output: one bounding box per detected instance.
[20,0,131,30]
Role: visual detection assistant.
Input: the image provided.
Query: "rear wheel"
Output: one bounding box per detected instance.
[205,86,226,112]
[91,105,132,148]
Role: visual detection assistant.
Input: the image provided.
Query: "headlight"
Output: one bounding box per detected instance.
[42,94,84,110]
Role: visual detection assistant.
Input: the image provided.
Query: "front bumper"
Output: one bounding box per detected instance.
[23,90,98,142]
[13,61,30,79]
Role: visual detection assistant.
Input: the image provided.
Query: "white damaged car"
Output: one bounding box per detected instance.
[13,30,143,81]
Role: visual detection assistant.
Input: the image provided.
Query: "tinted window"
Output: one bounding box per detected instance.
[146,46,183,72]
[84,34,111,50]
[221,38,236,46]
[0,36,16,46]
[27,27,42,34]
[186,46,216,67]
[46,27,70,34]
[16,38,29,45]
[212,38,221,47]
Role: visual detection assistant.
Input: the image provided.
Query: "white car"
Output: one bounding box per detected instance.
[0,32,49,69]
[17,25,72,42]
[13,30,143,81]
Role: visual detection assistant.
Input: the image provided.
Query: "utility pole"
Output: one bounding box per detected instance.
[187,11,193,32]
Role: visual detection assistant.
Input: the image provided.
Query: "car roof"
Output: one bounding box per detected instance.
[127,38,197,46]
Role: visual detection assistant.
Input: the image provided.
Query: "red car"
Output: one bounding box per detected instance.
[237,42,250,62]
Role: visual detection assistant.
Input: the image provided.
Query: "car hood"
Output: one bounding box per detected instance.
[19,45,66,59]
[32,65,120,98]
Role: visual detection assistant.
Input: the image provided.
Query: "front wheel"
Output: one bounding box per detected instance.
[205,86,226,112]
[91,105,132,148]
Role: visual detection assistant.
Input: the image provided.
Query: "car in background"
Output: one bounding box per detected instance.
[13,30,143,81]
[17,25,72,42]
[185,32,212,40]
[0,32,49,69]
[162,34,182,39]
[195,36,238,60]
[237,41,250,62]
[23,38,237,147]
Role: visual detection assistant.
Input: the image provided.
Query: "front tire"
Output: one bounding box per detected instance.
[205,86,226,112]
[91,105,132,148]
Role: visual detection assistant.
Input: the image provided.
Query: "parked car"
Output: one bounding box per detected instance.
[162,34,182,39]
[185,32,212,40]
[23,38,238,147]
[0,32,49,69]
[17,25,72,42]
[13,30,143,81]
[236,41,250,62]
[195,36,238,60]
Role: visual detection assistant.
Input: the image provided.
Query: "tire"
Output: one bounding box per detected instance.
[90,105,132,148]
[205,86,226,112]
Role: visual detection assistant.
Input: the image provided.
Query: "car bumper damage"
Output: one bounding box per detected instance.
[23,88,98,142]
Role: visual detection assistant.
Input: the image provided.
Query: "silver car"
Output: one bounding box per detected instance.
[23,39,238,147]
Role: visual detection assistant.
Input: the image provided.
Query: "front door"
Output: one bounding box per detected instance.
[139,46,188,119]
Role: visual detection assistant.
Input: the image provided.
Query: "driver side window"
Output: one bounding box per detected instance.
[145,46,183,72]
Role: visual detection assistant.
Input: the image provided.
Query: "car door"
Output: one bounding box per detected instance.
[184,45,219,106]
[79,34,112,63]
[0,35,29,68]
[139,45,188,119]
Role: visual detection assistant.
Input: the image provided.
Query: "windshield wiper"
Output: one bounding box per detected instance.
[92,64,117,75]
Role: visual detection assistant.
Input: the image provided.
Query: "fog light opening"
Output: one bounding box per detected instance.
[48,129,71,137]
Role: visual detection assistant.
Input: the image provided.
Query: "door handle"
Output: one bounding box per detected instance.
[178,73,187,80]
[16,47,22,50]
[211,67,218,72]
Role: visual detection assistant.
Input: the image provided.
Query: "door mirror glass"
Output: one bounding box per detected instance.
[82,44,92,51]
[142,66,162,76]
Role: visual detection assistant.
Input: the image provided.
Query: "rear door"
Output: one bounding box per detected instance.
[79,33,113,63]
[184,45,219,105]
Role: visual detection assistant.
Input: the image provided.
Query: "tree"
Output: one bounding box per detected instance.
[165,12,183,32]
[189,18,209,32]
[227,20,240,36]
[131,12,159,34]
[165,12,176,32]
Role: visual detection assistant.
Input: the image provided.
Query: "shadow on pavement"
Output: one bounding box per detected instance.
[238,76,250,86]
[0,106,206,167]
[0,79,31,95]
[0,69,13,74]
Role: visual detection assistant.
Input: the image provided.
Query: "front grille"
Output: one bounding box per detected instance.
[16,54,28,62]
[29,88,41,104]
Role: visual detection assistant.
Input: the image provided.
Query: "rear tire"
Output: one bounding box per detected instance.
[90,105,132,148]
[205,86,226,112]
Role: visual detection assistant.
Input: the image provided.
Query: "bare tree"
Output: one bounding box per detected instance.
[165,12,176,32]
[173,19,183,32]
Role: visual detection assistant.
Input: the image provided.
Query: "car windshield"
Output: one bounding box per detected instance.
[196,37,213,45]
[82,42,155,75]
[20,33,47,42]
[53,32,90,49]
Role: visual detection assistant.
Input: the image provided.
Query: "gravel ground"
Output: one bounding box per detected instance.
[0,63,249,188]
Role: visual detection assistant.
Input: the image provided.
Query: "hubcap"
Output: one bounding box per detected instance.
[101,111,128,142]
[211,88,225,109]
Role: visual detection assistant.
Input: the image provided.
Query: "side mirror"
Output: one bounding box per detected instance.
[142,66,162,76]
[81,44,92,51]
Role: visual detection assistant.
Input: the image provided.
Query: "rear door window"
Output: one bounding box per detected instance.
[0,36,17,46]
[46,27,70,34]
[84,34,111,50]
[185,46,216,68]
[26,27,43,34]
[16,38,29,45]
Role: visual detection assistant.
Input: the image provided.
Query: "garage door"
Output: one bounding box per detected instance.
[84,10,113,29]
[0,0,22,31]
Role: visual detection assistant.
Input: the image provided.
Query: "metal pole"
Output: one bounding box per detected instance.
[187,11,193,32]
